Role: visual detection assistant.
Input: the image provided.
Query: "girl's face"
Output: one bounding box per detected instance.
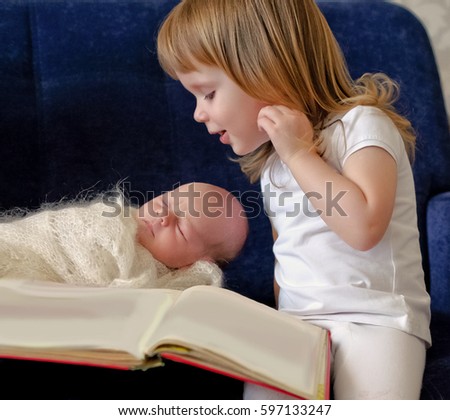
[176,64,270,156]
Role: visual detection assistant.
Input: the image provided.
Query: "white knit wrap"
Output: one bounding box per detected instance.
[0,197,223,290]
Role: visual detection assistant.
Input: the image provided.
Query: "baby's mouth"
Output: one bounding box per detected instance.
[144,220,155,237]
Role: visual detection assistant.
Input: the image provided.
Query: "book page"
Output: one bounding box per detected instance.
[0,279,180,361]
[147,285,327,398]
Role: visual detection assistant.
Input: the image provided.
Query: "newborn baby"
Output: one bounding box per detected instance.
[0,182,248,290]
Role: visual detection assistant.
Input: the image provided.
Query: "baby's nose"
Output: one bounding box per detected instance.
[160,211,176,226]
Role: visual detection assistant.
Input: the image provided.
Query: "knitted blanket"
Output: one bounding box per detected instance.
[0,197,222,290]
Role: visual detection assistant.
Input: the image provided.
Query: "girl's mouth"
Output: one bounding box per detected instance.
[218,130,229,144]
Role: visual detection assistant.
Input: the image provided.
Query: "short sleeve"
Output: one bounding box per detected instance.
[334,106,405,168]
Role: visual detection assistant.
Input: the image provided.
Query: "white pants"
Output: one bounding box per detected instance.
[244,320,427,400]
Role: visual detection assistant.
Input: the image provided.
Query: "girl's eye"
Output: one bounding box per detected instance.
[204,91,215,100]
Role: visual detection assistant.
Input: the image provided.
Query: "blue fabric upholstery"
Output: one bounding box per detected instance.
[428,193,450,316]
[1,0,449,399]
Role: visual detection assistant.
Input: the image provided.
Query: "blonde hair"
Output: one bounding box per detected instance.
[157,0,415,183]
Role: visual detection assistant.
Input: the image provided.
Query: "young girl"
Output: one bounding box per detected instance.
[157,0,431,399]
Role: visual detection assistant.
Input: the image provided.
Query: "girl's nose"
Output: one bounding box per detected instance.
[194,103,208,123]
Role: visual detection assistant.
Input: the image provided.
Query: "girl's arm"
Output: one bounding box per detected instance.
[258,105,397,251]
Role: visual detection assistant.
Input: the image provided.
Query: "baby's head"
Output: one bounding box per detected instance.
[135,182,248,269]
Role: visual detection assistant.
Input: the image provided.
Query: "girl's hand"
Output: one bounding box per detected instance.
[257,105,316,164]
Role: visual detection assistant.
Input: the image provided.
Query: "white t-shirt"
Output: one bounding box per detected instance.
[260,105,431,345]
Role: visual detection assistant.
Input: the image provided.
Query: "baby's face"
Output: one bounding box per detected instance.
[135,183,230,268]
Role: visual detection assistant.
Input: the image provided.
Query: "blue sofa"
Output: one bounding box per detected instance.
[1,0,449,399]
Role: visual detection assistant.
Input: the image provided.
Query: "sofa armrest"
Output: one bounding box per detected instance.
[427,192,450,316]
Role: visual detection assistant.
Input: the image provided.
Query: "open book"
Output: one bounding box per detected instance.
[0,278,331,400]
